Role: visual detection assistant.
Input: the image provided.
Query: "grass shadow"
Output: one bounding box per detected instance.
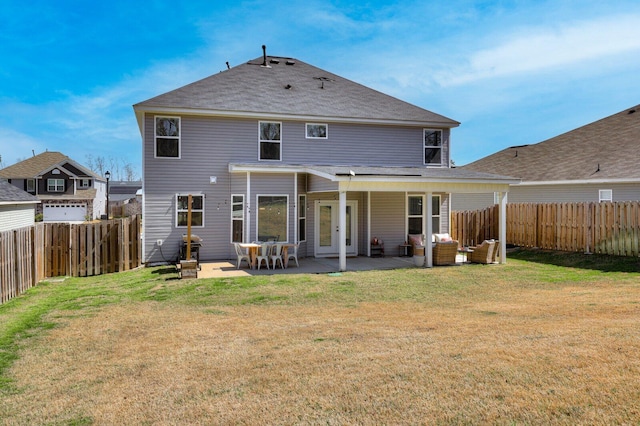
[509,248,640,273]
[151,267,179,275]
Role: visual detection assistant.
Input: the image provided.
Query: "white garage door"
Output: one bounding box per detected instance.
[43,203,87,222]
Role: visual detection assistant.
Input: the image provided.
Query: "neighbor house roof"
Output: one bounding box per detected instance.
[134,54,459,128]
[0,151,104,181]
[462,104,640,183]
[0,180,40,205]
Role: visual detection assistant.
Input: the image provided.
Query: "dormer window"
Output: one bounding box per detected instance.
[78,178,91,189]
[424,129,443,165]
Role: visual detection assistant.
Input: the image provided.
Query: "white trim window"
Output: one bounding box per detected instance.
[48,178,65,192]
[26,179,35,192]
[259,121,281,161]
[424,129,443,165]
[257,195,288,242]
[155,116,181,158]
[407,195,423,235]
[432,195,441,234]
[176,194,204,227]
[231,194,244,242]
[78,178,90,189]
[599,189,613,202]
[298,194,307,242]
[306,123,327,139]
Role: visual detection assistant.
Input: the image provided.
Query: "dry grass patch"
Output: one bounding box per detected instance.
[2,273,639,424]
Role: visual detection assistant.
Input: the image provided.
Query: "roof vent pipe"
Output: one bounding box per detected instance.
[262,45,267,66]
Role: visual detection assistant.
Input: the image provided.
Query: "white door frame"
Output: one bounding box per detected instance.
[314,199,358,257]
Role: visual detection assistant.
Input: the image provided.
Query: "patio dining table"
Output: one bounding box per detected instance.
[239,242,298,269]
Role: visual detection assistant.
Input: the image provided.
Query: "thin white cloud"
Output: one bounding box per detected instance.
[440,14,640,86]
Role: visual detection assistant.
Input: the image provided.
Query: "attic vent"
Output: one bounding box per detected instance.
[286,60,295,65]
[270,59,280,64]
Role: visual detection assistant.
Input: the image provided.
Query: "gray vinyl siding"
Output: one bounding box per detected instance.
[0,205,36,232]
[370,192,406,255]
[143,113,454,262]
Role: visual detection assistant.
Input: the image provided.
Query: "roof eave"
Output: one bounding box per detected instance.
[132,105,460,128]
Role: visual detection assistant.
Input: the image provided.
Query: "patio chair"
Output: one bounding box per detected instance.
[469,240,496,264]
[286,243,300,267]
[233,243,251,269]
[256,243,270,270]
[270,243,284,269]
[433,240,459,266]
[408,234,425,257]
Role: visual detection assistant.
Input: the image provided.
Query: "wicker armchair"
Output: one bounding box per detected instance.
[469,240,496,264]
[433,240,459,266]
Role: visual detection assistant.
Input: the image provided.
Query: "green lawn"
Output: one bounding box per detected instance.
[1,249,639,424]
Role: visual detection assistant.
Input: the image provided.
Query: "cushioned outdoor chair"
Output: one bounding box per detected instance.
[469,240,496,264]
[433,240,459,266]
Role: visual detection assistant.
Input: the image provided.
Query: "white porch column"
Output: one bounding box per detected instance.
[367,191,371,257]
[499,191,507,264]
[425,192,433,268]
[246,172,251,243]
[339,190,347,271]
[294,173,298,243]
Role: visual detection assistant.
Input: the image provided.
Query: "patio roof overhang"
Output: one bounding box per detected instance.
[228,163,520,193]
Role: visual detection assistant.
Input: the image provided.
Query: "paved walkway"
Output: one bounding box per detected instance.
[190,255,466,278]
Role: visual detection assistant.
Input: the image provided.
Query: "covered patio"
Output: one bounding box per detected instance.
[230,164,519,271]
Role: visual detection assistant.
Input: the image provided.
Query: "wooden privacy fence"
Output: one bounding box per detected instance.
[0,225,45,304]
[451,202,640,257]
[1,215,142,304]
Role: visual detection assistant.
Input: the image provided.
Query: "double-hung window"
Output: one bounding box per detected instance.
[406,194,441,235]
[424,129,443,165]
[48,178,65,192]
[78,178,90,189]
[231,195,244,242]
[298,195,307,242]
[26,179,35,192]
[176,194,204,227]
[407,195,423,235]
[259,121,281,161]
[155,116,180,158]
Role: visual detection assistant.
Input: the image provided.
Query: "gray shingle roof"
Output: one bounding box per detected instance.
[134,56,459,126]
[462,104,640,182]
[0,151,103,180]
[0,180,40,204]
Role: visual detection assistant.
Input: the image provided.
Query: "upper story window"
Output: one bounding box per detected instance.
[78,178,91,189]
[155,116,181,158]
[599,189,613,202]
[48,178,65,192]
[176,194,204,227]
[424,129,443,166]
[259,121,281,161]
[26,179,35,192]
[306,123,327,139]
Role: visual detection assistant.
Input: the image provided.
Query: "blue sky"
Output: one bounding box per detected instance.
[2,0,640,179]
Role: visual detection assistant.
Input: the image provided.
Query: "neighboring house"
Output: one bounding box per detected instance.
[109,181,143,217]
[453,104,640,211]
[133,50,517,269]
[0,180,40,232]
[0,151,107,222]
